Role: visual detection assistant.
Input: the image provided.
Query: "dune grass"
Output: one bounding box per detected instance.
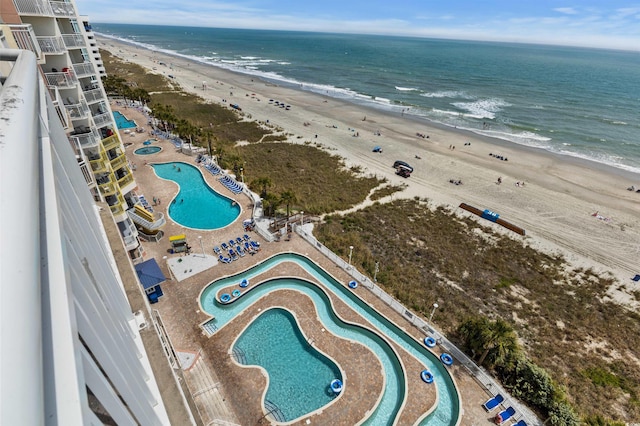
[315,199,640,423]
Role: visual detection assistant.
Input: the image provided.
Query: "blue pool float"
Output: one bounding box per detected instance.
[420,369,434,384]
[232,289,241,298]
[348,280,358,289]
[330,379,343,394]
[220,293,231,303]
[424,336,437,348]
[239,278,249,288]
[440,353,453,366]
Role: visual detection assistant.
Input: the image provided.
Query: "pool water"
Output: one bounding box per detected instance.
[134,146,162,155]
[113,110,137,129]
[234,308,341,421]
[200,253,460,425]
[152,162,240,230]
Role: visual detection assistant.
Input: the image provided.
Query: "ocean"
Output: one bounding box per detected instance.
[95,24,640,174]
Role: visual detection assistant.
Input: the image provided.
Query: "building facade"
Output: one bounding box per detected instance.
[1,0,146,264]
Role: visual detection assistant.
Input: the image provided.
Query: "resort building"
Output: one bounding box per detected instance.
[0,0,155,264]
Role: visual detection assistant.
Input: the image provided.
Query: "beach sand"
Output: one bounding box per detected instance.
[100,37,640,303]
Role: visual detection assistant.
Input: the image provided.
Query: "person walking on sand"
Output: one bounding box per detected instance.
[497,176,502,185]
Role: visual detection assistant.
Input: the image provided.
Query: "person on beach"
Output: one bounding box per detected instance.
[497,177,502,184]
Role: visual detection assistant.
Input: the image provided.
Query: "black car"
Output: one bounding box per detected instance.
[393,160,413,173]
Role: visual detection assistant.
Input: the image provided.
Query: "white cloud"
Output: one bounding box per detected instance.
[553,7,578,15]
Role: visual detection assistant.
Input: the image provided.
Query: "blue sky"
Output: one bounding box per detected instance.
[77,0,640,50]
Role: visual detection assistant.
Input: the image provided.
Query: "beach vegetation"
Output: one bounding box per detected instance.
[369,184,404,201]
[314,198,640,422]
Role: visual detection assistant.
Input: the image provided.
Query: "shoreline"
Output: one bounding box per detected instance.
[98,33,640,180]
[100,35,640,300]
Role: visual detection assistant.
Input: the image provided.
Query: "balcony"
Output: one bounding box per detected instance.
[78,160,95,186]
[93,111,113,128]
[72,62,95,79]
[102,135,120,152]
[51,87,70,130]
[61,33,85,49]
[11,0,53,16]
[44,70,77,89]
[65,99,90,121]
[82,88,105,104]
[49,1,75,17]
[2,25,43,61]
[98,182,118,197]
[37,35,65,55]
[107,193,127,216]
[117,172,135,190]
[110,154,128,171]
[70,127,100,148]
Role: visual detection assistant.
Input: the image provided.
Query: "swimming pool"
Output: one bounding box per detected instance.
[134,146,162,155]
[152,162,240,230]
[234,308,342,421]
[199,253,460,425]
[113,110,137,129]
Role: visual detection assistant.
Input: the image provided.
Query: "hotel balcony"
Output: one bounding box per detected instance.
[82,87,106,104]
[89,151,110,174]
[2,24,43,62]
[37,35,66,55]
[44,70,77,88]
[49,1,76,17]
[61,33,86,49]
[78,160,95,187]
[117,172,136,193]
[50,87,70,129]
[65,99,90,121]
[93,111,114,128]
[98,181,118,197]
[70,126,100,148]
[102,135,120,152]
[110,153,128,171]
[11,0,53,16]
[72,62,96,79]
[107,192,127,216]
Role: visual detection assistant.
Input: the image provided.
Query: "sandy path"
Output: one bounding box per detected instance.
[101,36,640,306]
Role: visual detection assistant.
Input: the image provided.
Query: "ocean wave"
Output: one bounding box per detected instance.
[395,86,419,92]
[374,97,391,103]
[452,98,511,120]
[421,90,473,99]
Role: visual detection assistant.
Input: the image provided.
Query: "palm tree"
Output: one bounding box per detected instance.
[251,177,272,197]
[477,318,518,367]
[280,190,297,219]
[262,192,281,217]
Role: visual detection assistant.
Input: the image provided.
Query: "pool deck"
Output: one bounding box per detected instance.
[116,104,502,426]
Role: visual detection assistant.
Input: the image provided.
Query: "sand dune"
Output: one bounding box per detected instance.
[100,36,640,307]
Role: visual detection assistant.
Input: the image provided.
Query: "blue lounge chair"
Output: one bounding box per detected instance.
[221,242,229,251]
[228,249,238,261]
[251,240,260,250]
[243,234,251,241]
[218,254,231,264]
[244,242,254,253]
[236,246,246,257]
[482,393,504,411]
[495,407,515,424]
[213,246,221,254]
[229,239,235,247]
[512,420,527,426]
[236,237,243,244]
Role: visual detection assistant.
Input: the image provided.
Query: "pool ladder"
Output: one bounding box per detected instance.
[230,347,246,365]
[264,399,286,423]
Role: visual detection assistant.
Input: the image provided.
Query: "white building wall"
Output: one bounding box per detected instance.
[0,48,169,425]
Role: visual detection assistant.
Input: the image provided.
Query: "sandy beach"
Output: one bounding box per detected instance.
[100,35,640,306]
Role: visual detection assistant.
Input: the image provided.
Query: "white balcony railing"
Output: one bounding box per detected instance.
[65,100,90,120]
[37,35,66,54]
[3,25,42,60]
[44,71,77,88]
[82,88,105,104]
[92,111,113,128]
[11,0,53,16]
[70,128,100,148]
[49,1,75,17]
[61,33,85,49]
[72,62,95,79]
